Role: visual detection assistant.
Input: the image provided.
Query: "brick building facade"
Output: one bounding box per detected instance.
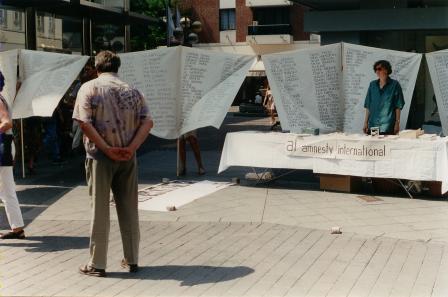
[180,0,318,106]
[181,0,310,44]
[235,0,253,43]
[181,0,220,43]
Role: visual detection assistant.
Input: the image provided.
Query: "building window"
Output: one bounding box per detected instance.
[220,9,235,31]
[13,10,22,30]
[49,17,55,36]
[0,9,6,29]
[86,0,124,9]
[253,7,289,25]
[37,15,45,34]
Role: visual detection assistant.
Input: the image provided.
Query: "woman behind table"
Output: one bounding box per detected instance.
[363,60,405,135]
[0,71,26,239]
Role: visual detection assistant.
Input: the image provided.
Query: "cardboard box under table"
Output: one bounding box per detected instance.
[319,174,362,193]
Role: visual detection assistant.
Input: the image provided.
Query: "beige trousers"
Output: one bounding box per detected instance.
[85,157,140,270]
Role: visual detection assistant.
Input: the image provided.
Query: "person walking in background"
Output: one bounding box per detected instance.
[13,116,41,175]
[0,71,26,240]
[254,92,263,105]
[73,51,153,277]
[42,109,64,164]
[70,61,98,153]
[263,85,279,130]
[13,82,42,175]
[178,130,205,176]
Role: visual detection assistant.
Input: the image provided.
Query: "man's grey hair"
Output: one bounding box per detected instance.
[95,50,121,73]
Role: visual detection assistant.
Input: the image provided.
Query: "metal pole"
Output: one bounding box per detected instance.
[166,0,171,47]
[166,0,179,176]
[25,7,37,51]
[82,17,93,56]
[176,138,180,177]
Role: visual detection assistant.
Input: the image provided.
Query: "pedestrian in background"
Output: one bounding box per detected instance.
[73,51,153,277]
[178,130,205,176]
[70,60,98,153]
[0,71,26,240]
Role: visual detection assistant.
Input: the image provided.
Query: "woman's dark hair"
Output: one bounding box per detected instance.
[373,60,392,75]
[95,50,121,73]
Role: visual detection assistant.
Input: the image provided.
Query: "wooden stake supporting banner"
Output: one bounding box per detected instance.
[20,118,25,178]
[176,138,180,177]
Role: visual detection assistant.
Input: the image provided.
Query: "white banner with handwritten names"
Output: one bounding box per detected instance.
[119,46,255,139]
[426,49,448,136]
[263,43,422,134]
[12,50,89,119]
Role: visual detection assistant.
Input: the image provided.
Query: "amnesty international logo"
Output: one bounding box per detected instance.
[286,136,389,161]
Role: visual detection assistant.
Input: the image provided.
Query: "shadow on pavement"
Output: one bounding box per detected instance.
[17,186,73,205]
[106,265,254,285]
[3,186,78,228]
[1,236,89,252]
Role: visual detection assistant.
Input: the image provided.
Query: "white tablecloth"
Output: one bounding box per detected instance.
[218,131,448,193]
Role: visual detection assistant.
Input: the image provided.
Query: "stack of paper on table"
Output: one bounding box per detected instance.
[399,129,424,139]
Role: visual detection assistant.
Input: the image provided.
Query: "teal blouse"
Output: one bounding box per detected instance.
[364,78,404,133]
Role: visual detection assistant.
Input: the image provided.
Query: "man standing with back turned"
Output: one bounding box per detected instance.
[73,51,153,277]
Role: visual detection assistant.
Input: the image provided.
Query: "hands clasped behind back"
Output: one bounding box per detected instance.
[105,147,134,161]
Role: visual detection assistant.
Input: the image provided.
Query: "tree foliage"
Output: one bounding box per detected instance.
[130,0,168,51]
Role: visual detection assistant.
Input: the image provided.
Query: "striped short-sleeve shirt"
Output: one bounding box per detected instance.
[72,72,152,159]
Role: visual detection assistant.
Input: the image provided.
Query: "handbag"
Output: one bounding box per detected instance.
[0,133,13,166]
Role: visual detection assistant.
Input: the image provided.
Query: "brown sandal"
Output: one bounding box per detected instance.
[78,264,106,277]
[1,230,25,239]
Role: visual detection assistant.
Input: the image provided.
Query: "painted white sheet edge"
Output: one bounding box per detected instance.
[138,180,233,212]
[119,46,255,139]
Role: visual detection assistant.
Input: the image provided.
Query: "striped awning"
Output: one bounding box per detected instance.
[248,60,266,77]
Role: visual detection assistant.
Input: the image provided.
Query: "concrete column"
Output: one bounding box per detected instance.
[25,7,37,50]
[82,17,92,56]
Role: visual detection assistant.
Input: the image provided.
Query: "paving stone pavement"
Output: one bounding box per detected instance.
[3,147,448,296]
[2,147,448,296]
[3,219,448,297]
